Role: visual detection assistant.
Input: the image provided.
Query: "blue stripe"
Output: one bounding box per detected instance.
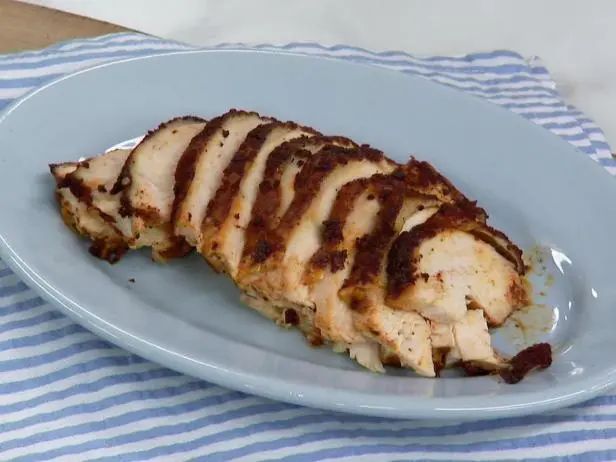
[211,426,616,461]
[0,379,211,434]
[0,33,148,60]
[0,339,113,372]
[0,267,13,278]
[7,392,256,457]
[1,54,557,98]
[271,444,616,462]
[559,132,595,143]
[598,158,616,166]
[575,394,616,407]
[221,41,526,63]
[26,403,289,462]
[388,451,616,462]
[576,145,601,155]
[0,297,46,317]
[500,100,565,110]
[0,309,62,334]
[259,50,559,88]
[0,281,29,297]
[0,46,188,89]
[0,73,65,88]
[0,323,86,351]
[86,411,616,462]
[487,94,561,104]
[0,39,186,70]
[397,70,559,97]
[0,354,147,394]
[0,367,179,414]
[541,121,588,131]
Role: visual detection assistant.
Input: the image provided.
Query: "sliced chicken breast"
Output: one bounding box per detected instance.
[240,135,356,279]
[386,203,527,326]
[335,176,441,377]
[110,117,206,261]
[200,122,319,276]
[50,150,131,263]
[241,146,395,314]
[173,110,271,248]
[49,109,542,381]
[306,177,383,371]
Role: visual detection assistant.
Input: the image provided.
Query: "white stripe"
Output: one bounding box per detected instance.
[0,86,33,99]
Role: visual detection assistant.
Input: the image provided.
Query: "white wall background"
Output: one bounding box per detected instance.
[22,0,616,144]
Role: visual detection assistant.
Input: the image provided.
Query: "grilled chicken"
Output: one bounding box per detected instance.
[201,122,319,276]
[111,117,207,261]
[51,150,131,262]
[386,204,527,326]
[173,110,271,248]
[50,109,547,381]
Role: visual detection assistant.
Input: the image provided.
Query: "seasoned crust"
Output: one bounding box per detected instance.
[386,203,525,301]
[253,144,393,264]
[172,110,271,247]
[204,123,281,230]
[108,117,207,260]
[200,121,320,275]
[111,115,206,198]
[401,158,471,205]
[337,170,440,303]
[203,123,321,232]
[171,112,241,227]
[52,162,129,264]
[243,135,357,268]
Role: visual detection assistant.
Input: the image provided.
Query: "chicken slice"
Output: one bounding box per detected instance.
[240,146,395,327]
[430,309,504,374]
[240,135,355,279]
[200,122,319,276]
[453,309,503,369]
[336,178,441,377]
[306,177,383,371]
[172,110,271,248]
[110,117,206,261]
[401,159,481,209]
[50,151,130,263]
[386,203,528,326]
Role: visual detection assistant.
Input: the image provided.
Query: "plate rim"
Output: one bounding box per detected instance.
[1,48,615,420]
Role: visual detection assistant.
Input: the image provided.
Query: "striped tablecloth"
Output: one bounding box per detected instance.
[1,33,615,461]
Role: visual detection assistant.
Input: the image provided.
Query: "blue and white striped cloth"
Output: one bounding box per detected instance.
[1,33,615,461]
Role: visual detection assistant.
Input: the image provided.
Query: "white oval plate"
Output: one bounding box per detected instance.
[1,50,615,420]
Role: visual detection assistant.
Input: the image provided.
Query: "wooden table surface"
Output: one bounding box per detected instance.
[0,0,130,54]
